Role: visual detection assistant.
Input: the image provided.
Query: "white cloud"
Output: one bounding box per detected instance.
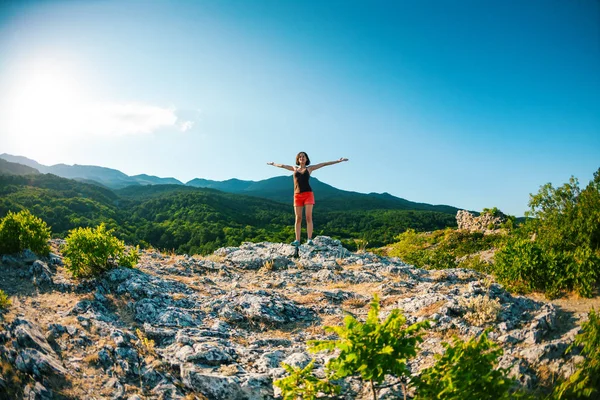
[85,102,181,136]
[0,58,193,143]
[179,120,194,132]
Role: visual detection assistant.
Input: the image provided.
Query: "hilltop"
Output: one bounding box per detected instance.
[0,237,590,399]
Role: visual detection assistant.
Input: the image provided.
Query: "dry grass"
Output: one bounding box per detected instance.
[287,292,324,305]
[341,263,365,271]
[320,282,381,297]
[342,297,369,309]
[432,326,462,342]
[414,300,446,317]
[536,363,560,389]
[105,293,137,327]
[218,364,239,376]
[259,328,295,340]
[184,393,210,400]
[84,353,99,365]
[305,315,345,336]
[259,260,275,273]
[171,293,186,301]
[203,254,226,263]
[0,360,22,395]
[379,293,417,308]
[459,295,501,326]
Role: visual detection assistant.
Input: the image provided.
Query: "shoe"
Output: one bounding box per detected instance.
[306,239,314,246]
[290,240,300,247]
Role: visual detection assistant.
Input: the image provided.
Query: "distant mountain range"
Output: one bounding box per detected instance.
[0,153,463,214]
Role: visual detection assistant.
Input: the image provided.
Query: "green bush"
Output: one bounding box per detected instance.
[482,207,501,217]
[414,331,516,400]
[554,309,600,399]
[493,169,600,298]
[387,229,431,266]
[274,360,340,400]
[0,289,11,310]
[0,209,51,256]
[62,223,138,278]
[494,237,550,295]
[458,254,493,274]
[499,168,600,298]
[308,294,430,399]
[388,228,502,270]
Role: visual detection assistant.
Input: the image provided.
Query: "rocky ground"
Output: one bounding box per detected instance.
[0,236,593,399]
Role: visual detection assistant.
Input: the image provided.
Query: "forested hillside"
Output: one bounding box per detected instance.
[0,173,457,254]
[0,154,461,214]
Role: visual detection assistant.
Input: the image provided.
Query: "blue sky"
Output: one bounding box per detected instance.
[0,0,598,216]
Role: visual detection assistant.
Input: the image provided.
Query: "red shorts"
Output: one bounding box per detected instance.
[294,191,315,207]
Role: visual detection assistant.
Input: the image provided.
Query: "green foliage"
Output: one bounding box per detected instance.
[482,207,501,217]
[0,289,11,309]
[414,331,516,400]
[554,309,600,399]
[308,294,430,399]
[457,254,493,274]
[0,209,51,255]
[495,168,600,298]
[273,360,340,400]
[1,173,458,255]
[388,228,503,270]
[119,245,140,268]
[135,328,156,356]
[62,223,137,278]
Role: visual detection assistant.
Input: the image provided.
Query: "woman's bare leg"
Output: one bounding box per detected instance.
[305,204,314,239]
[294,206,303,242]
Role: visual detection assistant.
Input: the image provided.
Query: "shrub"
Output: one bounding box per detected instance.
[308,294,430,399]
[62,223,138,278]
[459,295,501,326]
[458,254,492,274]
[0,290,11,310]
[0,210,51,256]
[501,168,600,298]
[274,360,340,400]
[387,229,431,266]
[553,309,600,399]
[494,236,599,298]
[482,207,501,217]
[388,228,503,270]
[119,245,140,268]
[494,237,549,295]
[414,331,516,400]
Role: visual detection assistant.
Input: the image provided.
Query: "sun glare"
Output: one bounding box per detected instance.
[4,58,86,143]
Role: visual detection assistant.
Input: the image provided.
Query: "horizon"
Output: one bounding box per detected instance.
[1,0,599,217]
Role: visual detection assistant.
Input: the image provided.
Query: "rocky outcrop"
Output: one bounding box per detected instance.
[0,236,589,399]
[456,209,507,233]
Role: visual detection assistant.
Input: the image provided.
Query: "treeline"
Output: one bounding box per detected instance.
[0,174,456,254]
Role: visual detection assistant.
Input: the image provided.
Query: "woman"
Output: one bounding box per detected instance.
[267,152,349,246]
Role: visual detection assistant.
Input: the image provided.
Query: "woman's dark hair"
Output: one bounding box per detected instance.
[296,152,310,166]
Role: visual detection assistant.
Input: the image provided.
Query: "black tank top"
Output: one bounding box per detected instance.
[293,169,312,193]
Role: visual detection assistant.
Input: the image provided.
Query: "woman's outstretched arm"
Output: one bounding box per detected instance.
[267,162,296,172]
[308,158,349,173]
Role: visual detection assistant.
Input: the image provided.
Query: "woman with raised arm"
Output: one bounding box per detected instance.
[267,152,349,247]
